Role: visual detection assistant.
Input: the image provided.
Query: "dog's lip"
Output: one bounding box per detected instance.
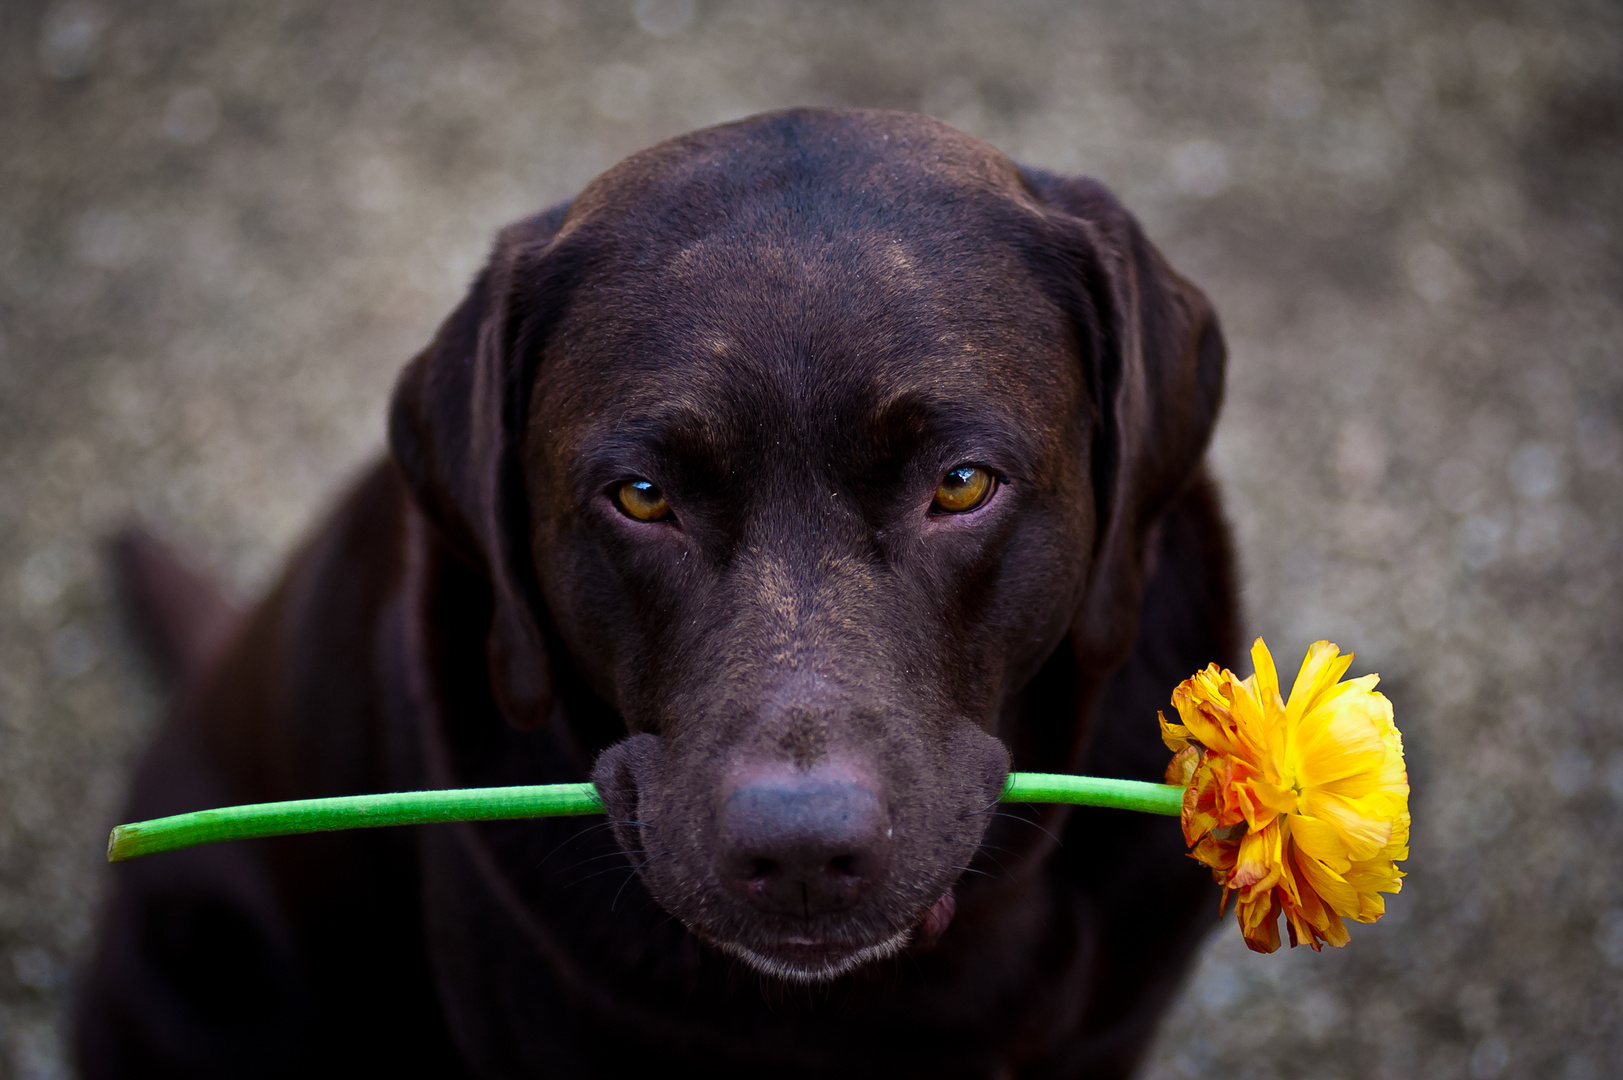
[702,889,958,981]
[759,936,860,962]
[713,927,913,982]
[916,888,957,942]
[705,928,890,963]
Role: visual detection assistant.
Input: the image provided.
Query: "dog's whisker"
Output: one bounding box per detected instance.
[562,866,639,889]
[528,818,656,874]
[612,851,672,911]
[963,841,1016,876]
[556,852,650,880]
[535,821,634,869]
[973,809,1064,846]
[562,847,649,869]
[561,851,663,889]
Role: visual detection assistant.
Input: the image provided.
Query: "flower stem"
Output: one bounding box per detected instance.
[106,784,606,862]
[999,773,1186,815]
[106,772,1185,862]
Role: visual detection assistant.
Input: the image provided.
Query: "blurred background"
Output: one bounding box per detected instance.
[1,0,1620,1076]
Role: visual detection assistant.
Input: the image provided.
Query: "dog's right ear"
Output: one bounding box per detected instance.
[388,202,574,730]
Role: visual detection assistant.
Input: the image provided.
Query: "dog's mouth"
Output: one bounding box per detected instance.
[702,889,959,983]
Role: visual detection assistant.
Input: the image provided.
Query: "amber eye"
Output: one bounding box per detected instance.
[614,479,672,522]
[931,465,995,514]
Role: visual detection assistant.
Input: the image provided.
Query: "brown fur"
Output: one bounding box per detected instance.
[79,109,1239,1079]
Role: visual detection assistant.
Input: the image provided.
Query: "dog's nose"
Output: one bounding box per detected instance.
[718,765,892,917]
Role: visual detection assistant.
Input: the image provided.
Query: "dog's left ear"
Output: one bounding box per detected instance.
[1020,169,1227,672]
[387,202,578,730]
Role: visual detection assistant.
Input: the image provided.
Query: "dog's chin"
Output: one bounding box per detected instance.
[712,928,914,983]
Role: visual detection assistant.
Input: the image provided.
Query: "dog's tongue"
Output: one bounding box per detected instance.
[918,888,957,942]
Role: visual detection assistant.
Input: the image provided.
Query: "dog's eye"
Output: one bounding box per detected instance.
[614,479,672,522]
[932,466,994,514]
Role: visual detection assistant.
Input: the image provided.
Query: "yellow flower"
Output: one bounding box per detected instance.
[1159,638,1409,953]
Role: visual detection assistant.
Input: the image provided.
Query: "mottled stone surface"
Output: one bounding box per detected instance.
[1,1,1619,1076]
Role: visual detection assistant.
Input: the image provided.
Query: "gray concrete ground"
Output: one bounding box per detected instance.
[1,1,1620,1076]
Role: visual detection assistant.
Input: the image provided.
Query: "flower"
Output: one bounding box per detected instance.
[1159,638,1409,953]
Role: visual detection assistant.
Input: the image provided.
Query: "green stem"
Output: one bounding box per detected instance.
[999,772,1186,816]
[107,783,605,862]
[106,772,1185,862]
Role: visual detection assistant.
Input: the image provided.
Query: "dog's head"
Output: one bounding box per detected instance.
[390,109,1224,981]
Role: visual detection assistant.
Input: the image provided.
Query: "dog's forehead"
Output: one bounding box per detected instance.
[529,110,1081,465]
[536,229,1077,476]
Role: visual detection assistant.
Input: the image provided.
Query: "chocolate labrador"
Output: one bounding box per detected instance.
[78,108,1238,1079]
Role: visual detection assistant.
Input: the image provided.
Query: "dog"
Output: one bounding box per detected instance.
[78,108,1238,1079]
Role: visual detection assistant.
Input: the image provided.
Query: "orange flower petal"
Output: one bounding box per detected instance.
[1230,819,1285,895]
[1190,832,1238,874]
[1283,640,1355,726]
[1292,680,1392,790]
[1290,837,1361,919]
[1287,813,1354,873]
[1296,789,1394,863]
[1236,889,1283,953]
[1159,710,1193,755]
[1250,638,1281,704]
[1165,744,1200,787]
